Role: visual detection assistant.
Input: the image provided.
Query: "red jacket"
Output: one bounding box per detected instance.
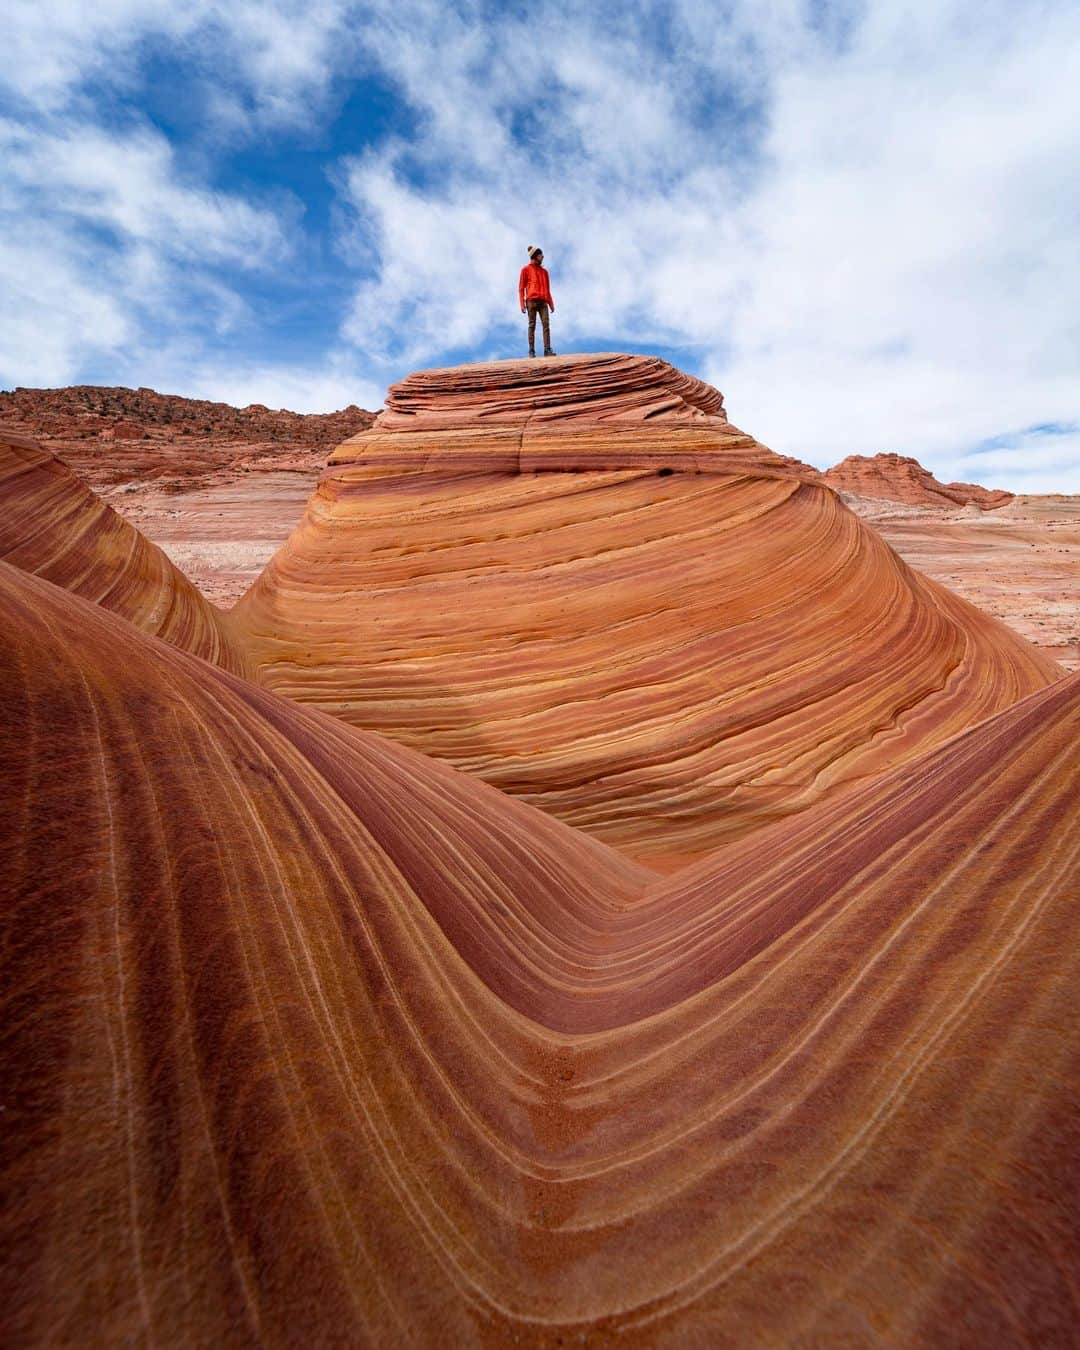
[519,262,554,309]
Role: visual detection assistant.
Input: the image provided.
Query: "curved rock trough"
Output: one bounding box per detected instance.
[1,355,1077,1345]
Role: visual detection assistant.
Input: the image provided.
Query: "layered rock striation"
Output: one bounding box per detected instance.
[2,556,1077,1344]
[0,430,245,673]
[2,353,1077,1344]
[233,355,1059,868]
[825,451,1014,510]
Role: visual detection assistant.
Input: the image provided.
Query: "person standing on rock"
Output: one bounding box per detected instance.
[519,246,556,357]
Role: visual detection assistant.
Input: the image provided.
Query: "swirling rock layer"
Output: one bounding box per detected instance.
[2,355,1076,1344]
[2,559,1077,1345]
[0,430,245,673]
[233,356,1059,867]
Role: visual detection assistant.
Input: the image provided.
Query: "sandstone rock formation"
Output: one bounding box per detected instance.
[0,430,244,673]
[1,554,1077,1345]
[825,451,1014,509]
[233,355,1059,868]
[1,354,1076,1345]
[0,384,376,606]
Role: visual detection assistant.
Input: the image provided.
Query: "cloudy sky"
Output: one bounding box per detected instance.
[2,0,1078,489]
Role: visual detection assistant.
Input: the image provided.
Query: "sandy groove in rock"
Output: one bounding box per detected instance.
[1,559,1077,1345]
[233,357,1061,868]
[0,430,246,675]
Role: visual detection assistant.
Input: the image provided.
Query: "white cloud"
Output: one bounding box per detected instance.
[940,426,1080,495]
[0,222,132,386]
[0,118,290,387]
[175,357,385,414]
[336,0,1080,491]
[712,1,1080,484]
[2,0,359,131]
[1,0,1077,490]
[0,1,368,393]
[340,154,521,364]
[0,120,286,267]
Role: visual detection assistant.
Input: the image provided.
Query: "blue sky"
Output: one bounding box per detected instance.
[2,0,1078,491]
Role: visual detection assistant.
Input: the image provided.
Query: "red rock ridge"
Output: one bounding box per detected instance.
[0,383,375,446]
[0,383,376,494]
[825,451,1013,509]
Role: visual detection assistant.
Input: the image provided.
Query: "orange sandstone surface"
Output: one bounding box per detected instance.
[0,383,375,604]
[0,430,245,674]
[233,355,1060,869]
[1,354,1078,1346]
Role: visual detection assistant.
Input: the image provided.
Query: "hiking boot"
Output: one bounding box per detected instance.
[528,350,536,358]
[543,349,557,357]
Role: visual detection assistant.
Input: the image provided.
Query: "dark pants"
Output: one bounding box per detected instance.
[527,299,552,354]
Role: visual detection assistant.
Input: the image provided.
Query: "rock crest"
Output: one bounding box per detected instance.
[825,450,1013,509]
[330,353,817,479]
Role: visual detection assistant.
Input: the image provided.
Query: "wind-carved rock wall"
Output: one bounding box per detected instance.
[1,355,1076,1345]
[0,430,246,674]
[233,355,1058,869]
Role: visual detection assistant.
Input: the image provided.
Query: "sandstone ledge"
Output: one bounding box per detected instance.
[330,353,820,481]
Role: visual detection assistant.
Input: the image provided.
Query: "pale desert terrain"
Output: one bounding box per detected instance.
[842,493,1079,670]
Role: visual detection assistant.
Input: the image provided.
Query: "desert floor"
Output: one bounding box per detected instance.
[845,494,1079,671]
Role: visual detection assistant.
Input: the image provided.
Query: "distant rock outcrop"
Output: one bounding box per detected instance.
[0,383,376,494]
[825,451,1014,509]
[0,383,375,446]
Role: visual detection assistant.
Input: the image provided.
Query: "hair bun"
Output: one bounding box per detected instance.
[527,245,534,254]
